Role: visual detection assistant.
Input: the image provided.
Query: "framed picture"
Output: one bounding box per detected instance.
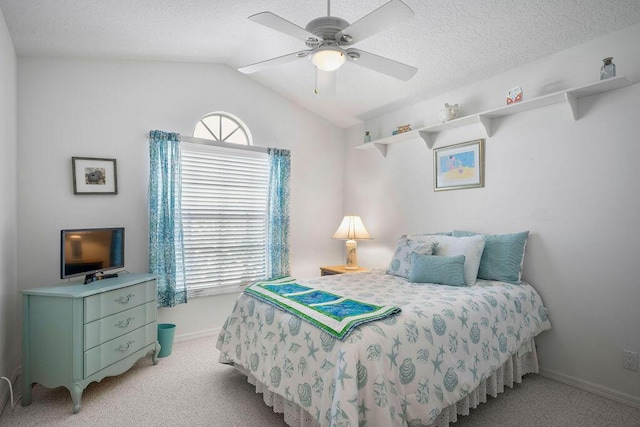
[433,139,484,191]
[72,157,118,194]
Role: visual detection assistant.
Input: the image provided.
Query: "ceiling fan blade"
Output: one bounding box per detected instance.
[314,67,337,97]
[249,12,322,43]
[346,48,417,81]
[336,0,414,45]
[238,50,311,74]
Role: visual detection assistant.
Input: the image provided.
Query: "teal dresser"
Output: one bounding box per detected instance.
[21,273,160,414]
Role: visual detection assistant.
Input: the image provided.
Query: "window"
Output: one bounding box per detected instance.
[181,113,268,296]
[193,112,252,146]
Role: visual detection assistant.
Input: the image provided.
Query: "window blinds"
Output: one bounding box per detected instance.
[180,142,269,296]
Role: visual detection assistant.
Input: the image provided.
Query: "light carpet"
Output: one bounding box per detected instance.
[1,334,639,426]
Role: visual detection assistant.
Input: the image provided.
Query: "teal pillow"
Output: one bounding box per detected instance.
[452,230,529,283]
[409,253,467,286]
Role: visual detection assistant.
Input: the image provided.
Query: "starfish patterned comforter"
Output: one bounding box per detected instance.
[216,270,551,426]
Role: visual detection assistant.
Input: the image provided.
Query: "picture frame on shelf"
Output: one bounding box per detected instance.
[433,139,484,191]
[72,157,118,194]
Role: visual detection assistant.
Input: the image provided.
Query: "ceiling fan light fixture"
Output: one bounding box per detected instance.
[312,46,347,71]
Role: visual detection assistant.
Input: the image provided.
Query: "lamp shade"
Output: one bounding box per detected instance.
[332,215,372,240]
[312,46,347,72]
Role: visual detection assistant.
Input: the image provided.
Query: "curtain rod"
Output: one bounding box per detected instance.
[179,135,268,154]
[146,133,269,154]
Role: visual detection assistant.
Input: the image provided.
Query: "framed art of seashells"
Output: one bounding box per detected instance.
[72,157,118,194]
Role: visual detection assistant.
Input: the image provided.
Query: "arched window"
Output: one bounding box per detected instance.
[193,111,253,146]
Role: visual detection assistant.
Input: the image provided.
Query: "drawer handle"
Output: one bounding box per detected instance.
[115,293,135,305]
[116,340,135,352]
[115,317,135,328]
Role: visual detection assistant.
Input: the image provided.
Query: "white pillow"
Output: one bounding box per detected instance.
[409,234,486,285]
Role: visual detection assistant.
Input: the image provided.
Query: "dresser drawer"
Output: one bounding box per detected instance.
[84,322,157,377]
[84,280,156,323]
[84,301,157,351]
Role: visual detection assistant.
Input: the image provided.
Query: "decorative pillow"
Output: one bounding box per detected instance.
[412,234,486,285]
[452,230,529,283]
[409,253,466,286]
[386,237,439,279]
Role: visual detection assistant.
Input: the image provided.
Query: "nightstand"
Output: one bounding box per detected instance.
[320,265,369,276]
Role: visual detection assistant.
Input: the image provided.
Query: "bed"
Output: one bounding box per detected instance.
[216,232,552,426]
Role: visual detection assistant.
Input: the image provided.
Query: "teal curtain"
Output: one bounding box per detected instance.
[267,148,291,278]
[148,130,187,307]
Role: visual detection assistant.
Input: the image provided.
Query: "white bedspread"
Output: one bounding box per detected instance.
[216,270,551,426]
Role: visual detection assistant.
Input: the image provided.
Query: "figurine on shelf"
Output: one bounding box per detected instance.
[392,124,412,135]
[507,87,523,104]
[439,103,459,123]
[364,131,371,143]
[600,57,616,80]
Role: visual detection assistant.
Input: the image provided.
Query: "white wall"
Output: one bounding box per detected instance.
[345,24,640,405]
[0,6,18,409]
[16,58,345,340]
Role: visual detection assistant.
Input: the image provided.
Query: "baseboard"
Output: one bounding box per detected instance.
[539,368,640,409]
[174,327,221,343]
[0,366,21,415]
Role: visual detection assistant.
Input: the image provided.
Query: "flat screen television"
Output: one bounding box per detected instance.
[61,227,125,284]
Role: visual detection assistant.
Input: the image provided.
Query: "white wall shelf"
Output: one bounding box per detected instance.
[354,76,632,156]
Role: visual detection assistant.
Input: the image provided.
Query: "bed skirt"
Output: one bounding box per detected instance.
[233,338,540,427]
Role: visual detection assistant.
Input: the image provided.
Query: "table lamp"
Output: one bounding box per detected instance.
[332,215,372,269]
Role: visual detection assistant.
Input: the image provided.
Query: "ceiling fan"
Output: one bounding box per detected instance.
[238,0,418,94]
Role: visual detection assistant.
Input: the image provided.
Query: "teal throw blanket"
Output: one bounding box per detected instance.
[244,277,401,340]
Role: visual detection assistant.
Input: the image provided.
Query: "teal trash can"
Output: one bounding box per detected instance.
[157,323,176,358]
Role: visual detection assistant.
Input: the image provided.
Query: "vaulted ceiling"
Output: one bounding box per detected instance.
[2,0,640,128]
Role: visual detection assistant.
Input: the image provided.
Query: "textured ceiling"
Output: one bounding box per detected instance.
[2,0,640,128]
